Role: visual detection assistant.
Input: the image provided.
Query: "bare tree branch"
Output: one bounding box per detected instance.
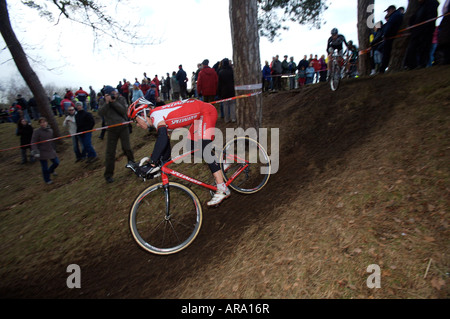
[22,0,155,46]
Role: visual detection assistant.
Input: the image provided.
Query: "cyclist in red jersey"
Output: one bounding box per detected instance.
[127,98,231,207]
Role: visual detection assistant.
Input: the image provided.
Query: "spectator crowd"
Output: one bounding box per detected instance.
[261,1,449,90]
[2,57,238,184]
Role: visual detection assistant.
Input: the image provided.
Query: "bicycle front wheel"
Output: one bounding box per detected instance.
[330,61,340,91]
[220,137,271,194]
[129,182,202,255]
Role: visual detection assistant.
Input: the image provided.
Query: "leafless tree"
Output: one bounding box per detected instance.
[0,0,154,136]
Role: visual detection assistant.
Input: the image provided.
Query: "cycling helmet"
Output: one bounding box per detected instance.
[127,97,153,120]
[331,28,338,35]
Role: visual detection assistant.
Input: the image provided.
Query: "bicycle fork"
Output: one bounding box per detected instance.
[163,184,171,220]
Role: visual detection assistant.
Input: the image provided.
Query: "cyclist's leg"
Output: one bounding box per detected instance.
[189,138,221,174]
[197,104,230,205]
[200,105,227,186]
[188,137,230,206]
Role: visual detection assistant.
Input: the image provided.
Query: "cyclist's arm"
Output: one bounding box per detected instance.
[342,35,349,48]
[326,38,332,54]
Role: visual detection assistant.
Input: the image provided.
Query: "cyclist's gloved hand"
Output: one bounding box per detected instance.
[140,156,162,169]
[139,157,150,167]
[136,157,160,179]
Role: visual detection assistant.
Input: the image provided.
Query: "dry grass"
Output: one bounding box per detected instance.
[0,66,449,299]
[158,68,450,299]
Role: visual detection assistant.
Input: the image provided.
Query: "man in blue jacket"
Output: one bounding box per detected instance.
[262,61,272,91]
[380,5,404,73]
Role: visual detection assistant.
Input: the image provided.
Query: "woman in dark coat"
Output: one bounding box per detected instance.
[217,58,237,123]
[31,117,60,184]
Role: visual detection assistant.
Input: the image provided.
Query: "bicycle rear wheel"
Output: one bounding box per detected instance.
[129,182,202,255]
[220,137,271,194]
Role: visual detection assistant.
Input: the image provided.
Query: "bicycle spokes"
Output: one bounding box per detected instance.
[221,137,270,194]
[130,184,202,254]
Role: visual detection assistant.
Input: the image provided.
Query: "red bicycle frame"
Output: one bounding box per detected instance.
[160,148,249,191]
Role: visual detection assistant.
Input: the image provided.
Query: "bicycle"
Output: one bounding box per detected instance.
[329,49,343,91]
[126,136,271,255]
[341,50,358,80]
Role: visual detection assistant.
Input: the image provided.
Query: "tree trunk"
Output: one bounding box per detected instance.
[357,0,375,76]
[0,0,60,136]
[229,0,263,131]
[389,0,420,71]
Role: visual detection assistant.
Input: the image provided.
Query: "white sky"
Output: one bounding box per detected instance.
[1,0,443,95]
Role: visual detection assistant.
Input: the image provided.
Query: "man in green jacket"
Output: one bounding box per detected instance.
[98,86,134,183]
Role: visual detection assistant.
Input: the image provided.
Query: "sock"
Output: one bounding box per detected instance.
[217,183,228,193]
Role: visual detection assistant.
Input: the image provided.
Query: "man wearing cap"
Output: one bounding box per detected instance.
[379,5,404,73]
[197,59,218,103]
[98,86,134,183]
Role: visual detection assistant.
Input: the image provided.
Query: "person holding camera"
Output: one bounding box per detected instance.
[98,85,135,183]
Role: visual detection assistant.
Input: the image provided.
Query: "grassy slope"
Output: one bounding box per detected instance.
[0,66,449,298]
[159,67,450,299]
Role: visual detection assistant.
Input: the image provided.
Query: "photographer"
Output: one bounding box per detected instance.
[98,86,134,183]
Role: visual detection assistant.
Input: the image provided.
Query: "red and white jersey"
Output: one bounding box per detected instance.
[149,99,217,140]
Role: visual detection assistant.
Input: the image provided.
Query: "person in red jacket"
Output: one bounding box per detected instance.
[121,80,130,104]
[64,89,74,100]
[310,55,321,83]
[140,79,150,96]
[75,87,89,110]
[60,97,75,115]
[196,59,218,103]
[152,75,160,97]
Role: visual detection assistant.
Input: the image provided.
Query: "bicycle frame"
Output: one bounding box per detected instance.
[160,147,249,192]
[332,50,341,67]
